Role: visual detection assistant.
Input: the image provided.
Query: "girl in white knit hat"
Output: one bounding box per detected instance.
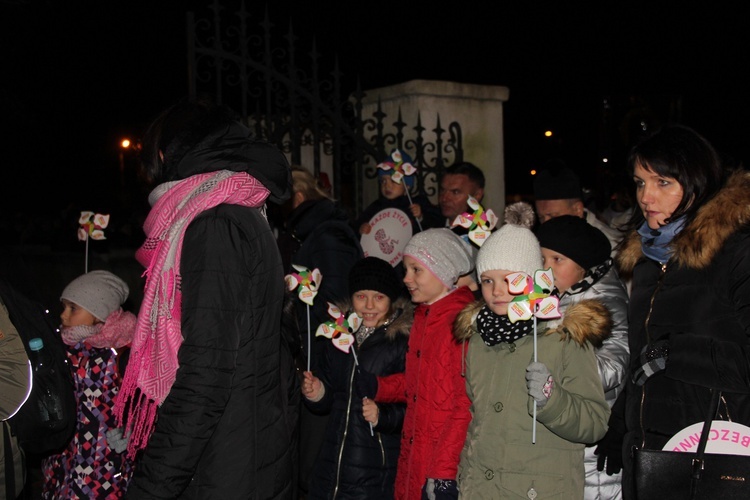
[41,270,136,499]
[454,202,611,499]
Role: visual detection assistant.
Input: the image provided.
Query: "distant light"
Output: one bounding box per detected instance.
[544,130,553,138]
[530,169,537,176]
[121,139,131,149]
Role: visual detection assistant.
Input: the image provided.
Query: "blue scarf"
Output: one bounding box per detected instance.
[637,216,687,264]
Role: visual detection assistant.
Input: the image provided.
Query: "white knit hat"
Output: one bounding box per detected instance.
[403,228,473,288]
[476,202,542,277]
[60,270,129,322]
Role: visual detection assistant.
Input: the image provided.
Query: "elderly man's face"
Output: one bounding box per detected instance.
[439,174,483,220]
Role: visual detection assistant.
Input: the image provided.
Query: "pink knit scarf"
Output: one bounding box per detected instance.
[115,170,270,457]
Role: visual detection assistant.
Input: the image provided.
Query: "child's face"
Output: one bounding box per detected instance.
[380,175,406,200]
[541,248,586,294]
[352,290,391,328]
[480,269,515,315]
[403,255,450,305]
[60,299,97,328]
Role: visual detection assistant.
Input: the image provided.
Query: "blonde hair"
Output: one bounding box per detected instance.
[291,165,333,202]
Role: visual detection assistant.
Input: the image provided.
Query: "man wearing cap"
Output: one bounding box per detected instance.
[533,163,623,254]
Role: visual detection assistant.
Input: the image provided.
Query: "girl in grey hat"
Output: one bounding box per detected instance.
[41,270,137,498]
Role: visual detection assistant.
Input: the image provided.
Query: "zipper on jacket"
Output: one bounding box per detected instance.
[640,262,667,449]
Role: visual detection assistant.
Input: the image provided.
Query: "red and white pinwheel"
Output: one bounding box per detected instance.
[315,302,362,354]
[377,149,417,185]
[285,265,322,306]
[78,211,109,241]
[451,196,498,247]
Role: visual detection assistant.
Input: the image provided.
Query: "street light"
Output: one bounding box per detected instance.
[119,138,132,184]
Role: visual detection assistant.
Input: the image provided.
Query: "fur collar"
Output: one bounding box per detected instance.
[617,170,750,277]
[334,296,414,340]
[454,299,612,349]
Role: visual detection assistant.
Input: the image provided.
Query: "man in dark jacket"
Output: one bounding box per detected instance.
[118,98,297,499]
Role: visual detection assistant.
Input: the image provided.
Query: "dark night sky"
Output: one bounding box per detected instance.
[2,1,749,222]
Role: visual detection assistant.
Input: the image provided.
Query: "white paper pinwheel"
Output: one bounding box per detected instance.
[505,269,560,323]
[284,265,322,306]
[78,211,110,241]
[451,196,498,247]
[376,148,417,185]
[315,302,363,354]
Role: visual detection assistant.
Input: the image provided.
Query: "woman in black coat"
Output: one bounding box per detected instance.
[610,124,750,499]
[302,257,412,499]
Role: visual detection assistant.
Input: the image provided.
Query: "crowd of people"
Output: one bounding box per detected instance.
[1,97,749,500]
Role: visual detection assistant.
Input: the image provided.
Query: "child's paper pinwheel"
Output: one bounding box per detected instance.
[285,264,323,371]
[78,211,109,241]
[315,302,362,354]
[377,149,423,232]
[451,196,498,247]
[376,149,416,185]
[505,268,560,444]
[505,269,560,323]
[285,265,322,306]
[78,211,110,273]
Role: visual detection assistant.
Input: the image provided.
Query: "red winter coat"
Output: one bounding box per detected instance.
[376,286,474,500]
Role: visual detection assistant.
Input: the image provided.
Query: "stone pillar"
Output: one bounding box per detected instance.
[360,79,509,216]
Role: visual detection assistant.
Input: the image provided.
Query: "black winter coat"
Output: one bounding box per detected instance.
[616,170,750,498]
[304,298,412,500]
[127,128,297,500]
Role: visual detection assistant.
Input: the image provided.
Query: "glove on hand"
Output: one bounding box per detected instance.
[105,427,131,454]
[594,427,624,475]
[632,339,669,386]
[422,478,458,500]
[355,368,378,399]
[526,361,553,408]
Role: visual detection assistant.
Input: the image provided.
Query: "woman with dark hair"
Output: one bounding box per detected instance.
[115,97,297,499]
[611,124,750,499]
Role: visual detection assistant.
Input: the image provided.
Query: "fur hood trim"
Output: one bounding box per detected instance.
[454,300,484,342]
[453,299,612,349]
[334,296,414,340]
[546,299,612,349]
[618,170,750,276]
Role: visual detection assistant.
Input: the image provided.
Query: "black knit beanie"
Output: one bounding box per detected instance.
[536,215,611,270]
[533,165,582,200]
[348,257,402,301]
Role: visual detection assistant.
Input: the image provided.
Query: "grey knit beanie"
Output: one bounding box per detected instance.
[476,202,542,277]
[61,270,129,322]
[403,228,473,288]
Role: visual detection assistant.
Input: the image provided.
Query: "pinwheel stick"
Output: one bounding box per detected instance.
[532,306,539,444]
[404,188,423,232]
[84,238,89,273]
[351,347,374,436]
[306,305,311,372]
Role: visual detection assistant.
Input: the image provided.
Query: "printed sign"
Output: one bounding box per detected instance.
[663,421,750,455]
[360,208,413,266]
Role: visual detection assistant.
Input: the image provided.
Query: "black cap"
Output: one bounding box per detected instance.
[536,215,611,270]
[533,164,582,201]
[348,257,402,301]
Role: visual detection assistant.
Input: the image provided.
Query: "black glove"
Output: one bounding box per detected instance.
[355,368,378,399]
[421,478,458,500]
[632,339,669,386]
[594,427,624,475]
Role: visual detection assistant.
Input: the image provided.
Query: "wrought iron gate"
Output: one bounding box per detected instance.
[187,0,464,213]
